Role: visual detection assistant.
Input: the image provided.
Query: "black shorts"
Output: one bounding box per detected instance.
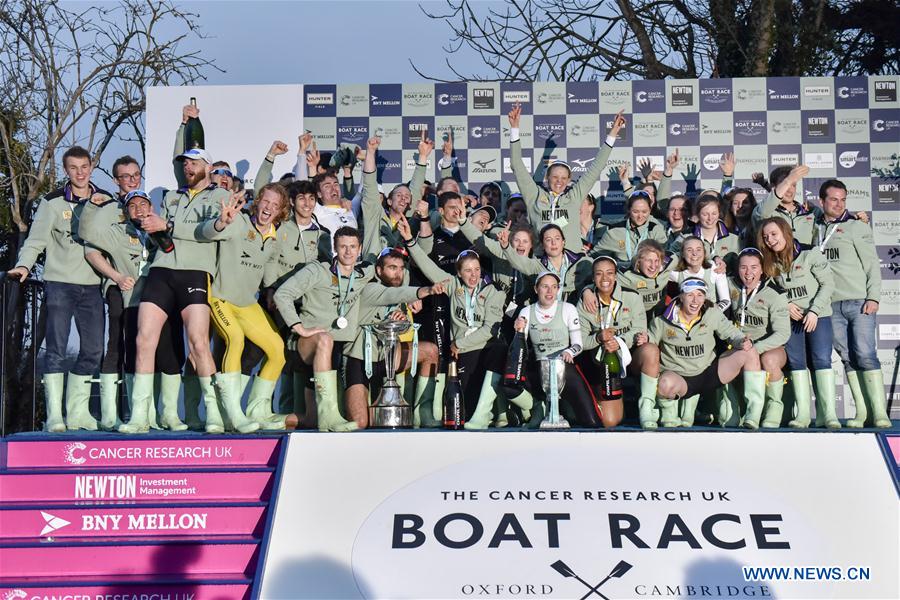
[344,356,386,389]
[141,268,209,314]
[681,359,722,398]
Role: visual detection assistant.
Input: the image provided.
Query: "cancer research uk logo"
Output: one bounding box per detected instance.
[632,80,665,113]
[3,590,28,600]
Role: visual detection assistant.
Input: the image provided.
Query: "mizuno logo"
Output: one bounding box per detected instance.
[473,159,497,169]
[187,287,205,294]
[571,157,595,168]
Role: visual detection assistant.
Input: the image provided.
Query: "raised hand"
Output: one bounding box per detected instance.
[367,136,381,152]
[298,132,313,153]
[608,109,626,137]
[217,191,246,229]
[182,103,199,124]
[496,221,511,247]
[305,140,320,172]
[682,163,699,183]
[508,103,522,128]
[616,163,630,183]
[417,130,434,163]
[442,129,454,159]
[396,215,413,241]
[415,199,429,219]
[720,152,735,178]
[638,157,653,181]
[268,140,289,157]
[664,149,679,177]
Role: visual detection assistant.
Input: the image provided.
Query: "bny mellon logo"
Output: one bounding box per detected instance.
[40,511,71,536]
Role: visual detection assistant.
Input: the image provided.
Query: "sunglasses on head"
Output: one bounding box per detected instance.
[211,168,234,178]
[456,249,480,261]
[378,246,409,260]
[124,190,150,203]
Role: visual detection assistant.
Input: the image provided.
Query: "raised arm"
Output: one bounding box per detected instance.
[507,103,542,201]
[361,136,384,262]
[567,110,625,204]
[254,140,288,194]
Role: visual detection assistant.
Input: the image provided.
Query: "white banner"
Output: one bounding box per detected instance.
[144,84,304,202]
[260,432,898,599]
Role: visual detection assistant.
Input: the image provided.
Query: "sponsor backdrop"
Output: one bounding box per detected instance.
[145,77,900,416]
[259,432,899,599]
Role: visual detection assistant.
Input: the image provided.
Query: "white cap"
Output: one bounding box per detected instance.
[176,148,213,164]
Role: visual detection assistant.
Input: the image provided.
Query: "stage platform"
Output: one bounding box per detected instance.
[1,429,898,600]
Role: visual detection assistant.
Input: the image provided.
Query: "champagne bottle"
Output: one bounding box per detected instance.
[184,97,205,150]
[443,360,465,429]
[503,330,527,391]
[597,346,623,401]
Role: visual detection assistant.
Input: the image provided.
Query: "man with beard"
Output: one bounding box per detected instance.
[118,147,231,433]
[343,247,444,429]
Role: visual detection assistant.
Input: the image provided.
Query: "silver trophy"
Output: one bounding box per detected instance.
[368,319,413,429]
[540,356,570,429]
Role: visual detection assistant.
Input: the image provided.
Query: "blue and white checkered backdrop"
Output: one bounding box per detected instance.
[145,76,900,416]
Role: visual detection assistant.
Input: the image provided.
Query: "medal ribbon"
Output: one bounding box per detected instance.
[739,284,760,329]
[336,269,356,318]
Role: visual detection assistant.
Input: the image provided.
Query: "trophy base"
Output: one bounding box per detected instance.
[539,416,571,430]
[369,405,413,429]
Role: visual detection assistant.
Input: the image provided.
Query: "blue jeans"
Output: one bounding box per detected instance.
[831,299,880,371]
[44,281,104,375]
[785,316,833,371]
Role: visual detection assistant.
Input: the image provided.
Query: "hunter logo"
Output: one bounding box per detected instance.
[771,153,800,166]
[502,90,531,104]
[306,93,333,105]
[803,85,830,97]
[806,116,830,137]
[874,80,897,102]
[670,85,693,106]
[473,88,495,109]
[551,559,632,598]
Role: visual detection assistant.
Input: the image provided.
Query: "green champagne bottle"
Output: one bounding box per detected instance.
[184,97,205,150]
[598,346,623,401]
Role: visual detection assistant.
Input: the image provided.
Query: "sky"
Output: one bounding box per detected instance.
[91,0,489,188]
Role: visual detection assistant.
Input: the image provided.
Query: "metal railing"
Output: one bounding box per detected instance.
[0,275,44,436]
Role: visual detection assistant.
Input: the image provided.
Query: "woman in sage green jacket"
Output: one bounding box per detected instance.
[758,217,838,430]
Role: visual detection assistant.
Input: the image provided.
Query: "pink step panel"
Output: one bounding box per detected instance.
[1,505,266,539]
[4,438,280,469]
[0,541,258,578]
[0,471,273,503]
[0,583,250,600]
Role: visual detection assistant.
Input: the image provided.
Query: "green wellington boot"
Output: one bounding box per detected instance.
[214,372,260,434]
[761,377,785,428]
[183,374,204,431]
[431,373,446,423]
[199,375,225,434]
[844,369,866,428]
[717,384,741,427]
[119,373,153,434]
[246,377,297,430]
[314,370,358,432]
[639,374,660,430]
[659,396,680,428]
[493,397,510,428]
[465,371,501,430]
[65,373,98,431]
[741,371,768,430]
[679,394,701,427]
[788,370,812,429]
[159,373,188,431]
[860,370,892,428]
[98,373,122,431]
[412,375,441,428]
[813,369,841,430]
[507,387,533,422]
[43,372,67,433]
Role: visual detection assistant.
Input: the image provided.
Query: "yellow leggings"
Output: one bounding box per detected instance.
[209,296,286,381]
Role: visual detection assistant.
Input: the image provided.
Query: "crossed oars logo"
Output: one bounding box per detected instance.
[551,559,633,600]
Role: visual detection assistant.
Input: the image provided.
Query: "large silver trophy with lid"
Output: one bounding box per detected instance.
[540,355,570,429]
[368,319,413,429]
